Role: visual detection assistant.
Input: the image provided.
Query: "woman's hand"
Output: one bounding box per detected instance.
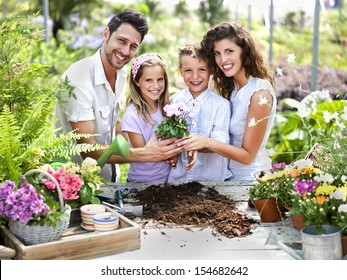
[177,134,210,151]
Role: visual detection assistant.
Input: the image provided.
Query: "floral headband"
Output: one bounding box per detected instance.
[131,53,162,81]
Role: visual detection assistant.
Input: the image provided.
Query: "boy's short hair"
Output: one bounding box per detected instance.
[177,43,209,67]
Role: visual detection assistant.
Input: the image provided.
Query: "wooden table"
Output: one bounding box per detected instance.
[95,181,302,260]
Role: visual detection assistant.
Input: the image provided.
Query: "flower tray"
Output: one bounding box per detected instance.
[0,211,140,260]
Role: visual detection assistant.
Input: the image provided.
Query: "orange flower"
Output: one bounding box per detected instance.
[289,168,301,177]
[314,196,329,205]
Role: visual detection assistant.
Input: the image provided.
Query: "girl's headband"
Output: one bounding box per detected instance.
[131,53,162,81]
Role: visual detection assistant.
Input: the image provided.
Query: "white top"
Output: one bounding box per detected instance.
[122,104,171,183]
[228,76,277,180]
[55,49,127,181]
[168,88,232,183]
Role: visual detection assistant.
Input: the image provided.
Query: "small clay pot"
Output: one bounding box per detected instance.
[252,197,284,222]
[291,213,305,231]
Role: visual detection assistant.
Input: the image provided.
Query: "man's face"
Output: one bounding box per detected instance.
[103,23,142,70]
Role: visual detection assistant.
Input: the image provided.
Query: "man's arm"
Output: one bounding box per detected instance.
[70,120,184,163]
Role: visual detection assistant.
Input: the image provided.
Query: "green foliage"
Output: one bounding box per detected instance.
[0,14,102,183]
[197,0,229,27]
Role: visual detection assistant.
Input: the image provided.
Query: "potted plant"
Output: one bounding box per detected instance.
[249,159,320,222]
[0,156,107,245]
[155,102,195,139]
[248,176,283,222]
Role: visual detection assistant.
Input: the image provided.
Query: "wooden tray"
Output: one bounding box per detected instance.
[0,211,141,260]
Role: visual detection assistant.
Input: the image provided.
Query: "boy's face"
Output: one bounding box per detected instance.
[179,55,210,97]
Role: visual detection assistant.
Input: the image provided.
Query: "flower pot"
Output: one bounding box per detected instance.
[252,197,284,222]
[8,204,71,245]
[291,213,305,230]
[93,212,119,232]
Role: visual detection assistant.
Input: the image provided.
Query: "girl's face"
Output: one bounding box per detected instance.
[137,65,165,104]
[179,55,210,97]
[213,38,244,78]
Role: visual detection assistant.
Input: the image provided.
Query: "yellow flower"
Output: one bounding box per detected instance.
[316,183,337,195]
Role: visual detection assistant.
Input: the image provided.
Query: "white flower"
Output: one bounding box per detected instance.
[330,189,346,201]
[267,148,275,157]
[342,106,347,120]
[323,111,338,123]
[258,95,269,106]
[287,53,296,63]
[293,159,313,168]
[81,157,100,175]
[297,103,310,118]
[314,173,335,183]
[63,162,80,174]
[248,117,257,127]
[341,175,347,183]
[276,67,283,76]
[338,204,347,213]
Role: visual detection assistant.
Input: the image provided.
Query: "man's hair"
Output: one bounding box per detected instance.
[107,9,149,42]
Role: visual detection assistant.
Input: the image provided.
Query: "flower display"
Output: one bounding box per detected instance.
[0,157,106,227]
[155,102,195,139]
[290,180,347,232]
[42,157,106,207]
[249,159,319,204]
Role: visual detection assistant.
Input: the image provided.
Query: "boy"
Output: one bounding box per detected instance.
[168,44,232,182]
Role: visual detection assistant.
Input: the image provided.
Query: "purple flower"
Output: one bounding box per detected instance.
[294,179,318,195]
[0,180,50,225]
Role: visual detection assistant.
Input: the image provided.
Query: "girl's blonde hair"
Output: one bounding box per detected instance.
[127,55,169,124]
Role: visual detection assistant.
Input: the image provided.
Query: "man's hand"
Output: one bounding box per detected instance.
[143,135,184,162]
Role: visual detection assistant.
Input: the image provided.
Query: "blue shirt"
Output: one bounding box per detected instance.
[168,88,232,182]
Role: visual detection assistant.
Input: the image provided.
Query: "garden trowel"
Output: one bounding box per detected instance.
[115,189,143,217]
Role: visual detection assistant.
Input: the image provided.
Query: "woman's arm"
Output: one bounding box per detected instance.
[179,89,273,164]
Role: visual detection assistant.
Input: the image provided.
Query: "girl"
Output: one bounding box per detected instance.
[180,22,277,181]
[122,53,171,182]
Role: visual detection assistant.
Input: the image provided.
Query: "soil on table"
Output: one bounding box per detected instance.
[132,181,253,238]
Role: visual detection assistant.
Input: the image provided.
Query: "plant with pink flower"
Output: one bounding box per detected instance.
[155,102,195,139]
[0,157,106,226]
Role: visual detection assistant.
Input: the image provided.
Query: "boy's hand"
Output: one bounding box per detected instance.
[186,150,197,170]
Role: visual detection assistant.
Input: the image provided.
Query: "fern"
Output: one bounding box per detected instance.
[0,105,23,180]
[0,103,103,183]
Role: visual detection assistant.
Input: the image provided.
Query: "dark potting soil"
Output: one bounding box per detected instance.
[132,181,253,238]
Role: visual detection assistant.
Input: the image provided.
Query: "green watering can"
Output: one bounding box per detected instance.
[97,134,130,168]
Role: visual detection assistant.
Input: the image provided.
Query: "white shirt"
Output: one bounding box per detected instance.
[168,88,232,182]
[55,49,127,181]
[228,76,277,180]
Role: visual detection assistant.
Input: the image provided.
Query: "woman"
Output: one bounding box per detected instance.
[179,22,277,180]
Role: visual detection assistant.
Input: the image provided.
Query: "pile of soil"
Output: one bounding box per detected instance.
[133,181,253,238]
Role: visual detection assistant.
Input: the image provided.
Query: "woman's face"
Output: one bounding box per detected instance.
[213,38,243,78]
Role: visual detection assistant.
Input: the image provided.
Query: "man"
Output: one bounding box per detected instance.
[55,9,185,182]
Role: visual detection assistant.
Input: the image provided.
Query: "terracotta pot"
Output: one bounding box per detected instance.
[291,213,305,230]
[342,235,347,257]
[252,197,284,222]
